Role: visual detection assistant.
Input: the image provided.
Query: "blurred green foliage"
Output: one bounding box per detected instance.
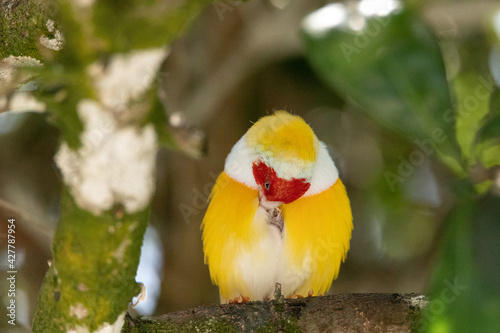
[303,2,500,332]
[92,0,214,52]
[304,7,462,172]
[477,88,500,167]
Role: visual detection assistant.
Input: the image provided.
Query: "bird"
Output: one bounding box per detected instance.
[201,111,353,304]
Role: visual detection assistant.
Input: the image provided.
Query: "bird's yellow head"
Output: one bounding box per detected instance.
[246,111,316,204]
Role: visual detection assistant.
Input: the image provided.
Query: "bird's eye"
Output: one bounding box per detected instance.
[264,181,270,190]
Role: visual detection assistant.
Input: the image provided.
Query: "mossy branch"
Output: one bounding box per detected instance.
[32,191,150,332]
[123,293,427,332]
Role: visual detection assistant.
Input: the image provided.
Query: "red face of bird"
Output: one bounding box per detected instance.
[246,111,317,206]
[252,160,310,205]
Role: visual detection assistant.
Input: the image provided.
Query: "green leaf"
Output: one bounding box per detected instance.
[303,4,463,173]
[479,145,500,169]
[478,116,500,149]
[454,74,493,164]
[425,191,500,333]
[475,88,500,167]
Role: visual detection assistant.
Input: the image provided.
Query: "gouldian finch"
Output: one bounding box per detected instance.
[202,111,353,303]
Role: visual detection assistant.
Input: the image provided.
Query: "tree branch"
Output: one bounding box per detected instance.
[123,293,427,332]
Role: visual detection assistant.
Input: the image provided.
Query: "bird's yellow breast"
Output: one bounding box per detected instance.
[201,171,260,298]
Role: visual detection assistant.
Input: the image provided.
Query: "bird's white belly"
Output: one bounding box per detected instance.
[235,206,308,300]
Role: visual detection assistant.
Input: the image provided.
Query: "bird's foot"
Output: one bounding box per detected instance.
[289,289,314,299]
[228,296,251,304]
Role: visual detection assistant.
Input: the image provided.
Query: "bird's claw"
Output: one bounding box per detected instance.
[290,289,314,299]
[229,296,251,304]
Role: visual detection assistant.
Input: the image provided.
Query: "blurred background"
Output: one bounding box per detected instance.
[1,0,500,331]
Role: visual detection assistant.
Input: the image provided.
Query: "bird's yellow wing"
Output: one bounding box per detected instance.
[282,178,352,296]
[201,171,259,299]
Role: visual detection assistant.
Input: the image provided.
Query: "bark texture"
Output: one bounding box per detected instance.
[123,293,427,332]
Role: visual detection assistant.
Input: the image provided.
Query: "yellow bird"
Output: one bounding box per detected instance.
[202,111,353,303]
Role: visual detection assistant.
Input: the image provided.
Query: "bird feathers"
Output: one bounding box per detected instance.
[246,111,316,180]
[281,178,352,296]
[201,171,259,300]
[201,111,353,303]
